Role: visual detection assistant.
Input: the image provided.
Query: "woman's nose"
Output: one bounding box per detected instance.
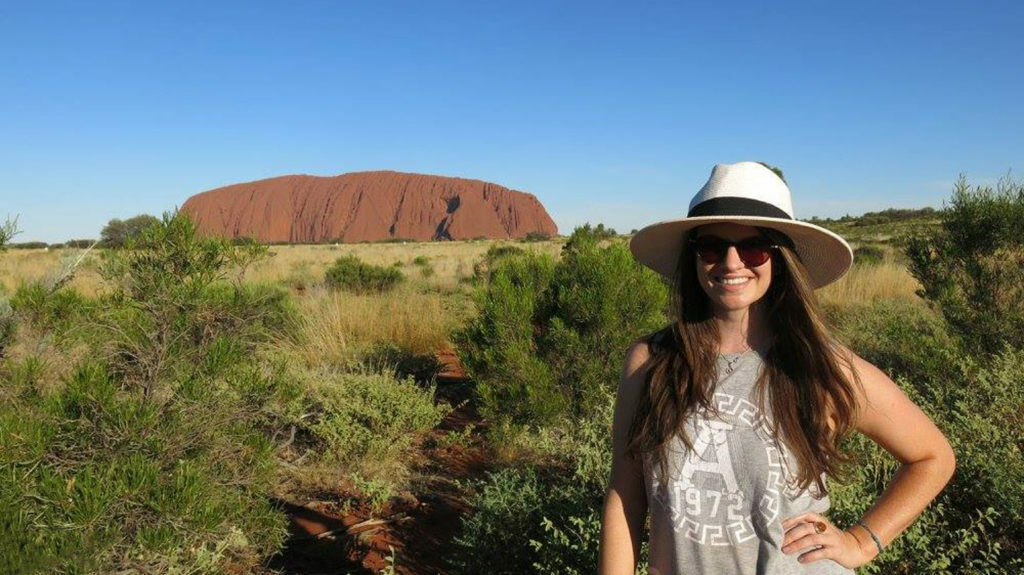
[722,246,744,270]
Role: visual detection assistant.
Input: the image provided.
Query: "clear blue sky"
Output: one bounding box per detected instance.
[2,0,1022,242]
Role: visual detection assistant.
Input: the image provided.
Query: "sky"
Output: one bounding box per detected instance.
[2,0,1022,243]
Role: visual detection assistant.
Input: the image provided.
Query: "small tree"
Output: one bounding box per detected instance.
[98,211,273,392]
[757,161,787,183]
[100,214,160,248]
[0,216,19,250]
[905,175,1024,354]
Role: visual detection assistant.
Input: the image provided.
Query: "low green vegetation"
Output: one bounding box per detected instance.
[325,254,405,292]
[0,213,448,573]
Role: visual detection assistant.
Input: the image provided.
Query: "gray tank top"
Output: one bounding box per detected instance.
[642,347,855,575]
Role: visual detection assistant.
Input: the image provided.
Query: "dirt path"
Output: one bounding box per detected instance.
[271,348,489,575]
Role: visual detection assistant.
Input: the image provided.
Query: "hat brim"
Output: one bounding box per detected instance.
[629,216,853,289]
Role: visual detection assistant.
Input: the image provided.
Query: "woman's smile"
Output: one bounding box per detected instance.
[711,275,754,289]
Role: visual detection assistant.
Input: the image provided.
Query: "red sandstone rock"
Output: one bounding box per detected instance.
[180,171,558,243]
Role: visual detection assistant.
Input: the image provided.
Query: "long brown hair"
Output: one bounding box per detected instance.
[626,226,862,496]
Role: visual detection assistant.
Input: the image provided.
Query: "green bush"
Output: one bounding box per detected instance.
[454,401,649,575]
[0,360,289,574]
[457,225,667,427]
[470,244,527,283]
[905,176,1024,354]
[325,255,405,292]
[828,302,1022,574]
[0,212,300,573]
[853,245,885,265]
[305,369,449,467]
[95,213,288,390]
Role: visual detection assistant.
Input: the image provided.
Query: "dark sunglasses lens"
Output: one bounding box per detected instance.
[694,238,726,263]
[737,244,772,267]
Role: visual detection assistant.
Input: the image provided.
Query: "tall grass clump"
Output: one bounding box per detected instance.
[325,254,404,292]
[905,175,1023,354]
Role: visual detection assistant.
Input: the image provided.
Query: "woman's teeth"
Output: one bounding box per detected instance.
[717,277,750,286]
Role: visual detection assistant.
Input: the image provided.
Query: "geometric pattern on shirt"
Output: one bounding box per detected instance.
[651,392,785,547]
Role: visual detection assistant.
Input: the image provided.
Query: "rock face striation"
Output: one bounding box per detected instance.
[180,171,558,243]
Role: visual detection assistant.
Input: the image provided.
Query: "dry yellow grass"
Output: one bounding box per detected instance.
[245,239,561,290]
[0,248,104,296]
[277,283,468,368]
[819,260,921,307]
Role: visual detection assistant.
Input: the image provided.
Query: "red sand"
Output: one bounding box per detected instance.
[272,349,489,574]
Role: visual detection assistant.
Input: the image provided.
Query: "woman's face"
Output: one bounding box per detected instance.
[693,223,774,314]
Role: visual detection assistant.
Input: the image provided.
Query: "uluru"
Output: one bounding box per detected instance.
[180,171,558,243]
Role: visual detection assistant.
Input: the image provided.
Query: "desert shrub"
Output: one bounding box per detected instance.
[829,300,957,393]
[827,302,1022,573]
[325,255,405,292]
[571,222,617,240]
[95,213,289,390]
[10,283,97,337]
[305,369,449,467]
[0,213,301,572]
[457,225,667,427]
[470,244,526,283]
[853,245,885,265]
[523,231,551,242]
[412,255,436,278]
[459,252,563,424]
[905,175,1024,354]
[454,400,649,575]
[0,360,289,574]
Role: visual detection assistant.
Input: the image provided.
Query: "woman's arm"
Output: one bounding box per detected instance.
[783,349,957,567]
[598,340,652,575]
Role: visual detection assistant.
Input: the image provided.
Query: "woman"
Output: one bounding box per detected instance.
[598,162,956,575]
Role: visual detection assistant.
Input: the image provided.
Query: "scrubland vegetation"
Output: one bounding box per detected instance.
[0,176,1020,574]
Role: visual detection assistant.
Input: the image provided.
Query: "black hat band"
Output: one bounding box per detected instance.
[687,197,792,220]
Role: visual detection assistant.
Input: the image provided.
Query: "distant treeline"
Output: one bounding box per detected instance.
[7,239,96,250]
[804,207,939,227]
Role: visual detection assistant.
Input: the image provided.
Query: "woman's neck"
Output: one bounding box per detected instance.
[713,303,770,354]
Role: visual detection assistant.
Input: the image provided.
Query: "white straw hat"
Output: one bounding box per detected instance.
[629,161,853,288]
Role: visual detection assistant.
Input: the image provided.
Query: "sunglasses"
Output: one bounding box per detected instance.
[689,235,779,267]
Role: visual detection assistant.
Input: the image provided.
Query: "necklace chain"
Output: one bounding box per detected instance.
[721,342,752,374]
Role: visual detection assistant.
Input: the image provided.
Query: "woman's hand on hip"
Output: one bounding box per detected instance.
[781,512,878,569]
